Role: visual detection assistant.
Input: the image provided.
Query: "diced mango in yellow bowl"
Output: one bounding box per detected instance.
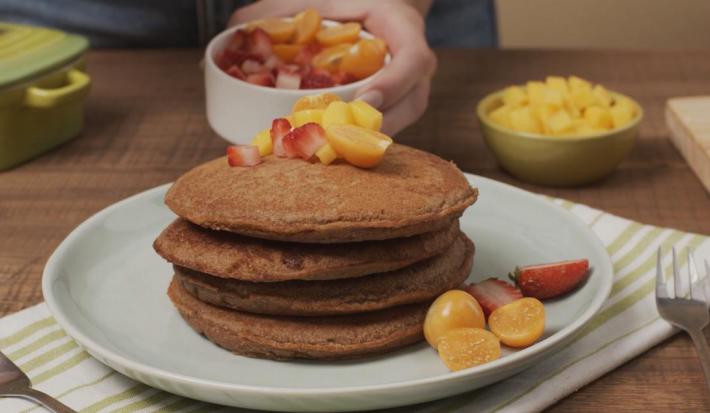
[477,76,643,187]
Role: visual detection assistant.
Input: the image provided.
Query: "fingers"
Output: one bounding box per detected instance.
[229,0,322,26]
[380,78,431,136]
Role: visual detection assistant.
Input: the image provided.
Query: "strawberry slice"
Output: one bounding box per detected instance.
[301,70,335,89]
[282,123,327,159]
[293,42,322,67]
[226,145,262,167]
[241,59,263,75]
[225,64,246,80]
[263,55,281,71]
[275,69,301,89]
[332,70,357,85]
[270,118,292,157]
[248,27,273,59]
[464,278,523,317]
[246,72,274,87]
[226,29,247,53]
[510,259,590,300]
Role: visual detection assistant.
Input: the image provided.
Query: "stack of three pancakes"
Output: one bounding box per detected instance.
[154,145,478,360]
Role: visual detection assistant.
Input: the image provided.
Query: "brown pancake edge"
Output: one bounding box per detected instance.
[175,234,474,316]
[165,144,478,243]
[168,278,427,361]
[153,218,461,282]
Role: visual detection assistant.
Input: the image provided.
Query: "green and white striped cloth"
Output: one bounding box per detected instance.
[1,198,709,413]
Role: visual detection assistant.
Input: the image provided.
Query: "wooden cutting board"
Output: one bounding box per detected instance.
[666,96,710,193]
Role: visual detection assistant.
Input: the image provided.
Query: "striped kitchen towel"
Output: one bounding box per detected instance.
[1,198,709,413]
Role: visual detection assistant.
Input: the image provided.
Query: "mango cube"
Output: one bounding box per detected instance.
[322,101,354,128]
[315,143,338,165]
[292,109,324,127]
[568,76,591,92]
[509,107,542,134]
[250,128,273,156]
[502,86,527,107]
[593,85,613,107]
[526,81,547,106]
[546,76,569,96]
[546,110,574,134]
[532,105,555,133]
[570,86,597,110]
[349,100,383,131]
[584,106,613,129]
[610,98,636,129]
[488,104,512,128]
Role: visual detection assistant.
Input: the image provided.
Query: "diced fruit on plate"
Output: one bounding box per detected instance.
[250,128,273,156]
[315,143,338,165]
[464,278,523,318]
[486,76,638,136]
[227,145,262,167]
[325,124,392,168]
[509,259,590,300]
[270,118,293,157]
[292,93,342,112]
[424,290,486,349]
[437,328,501,371]
[292,109,325,127]
[349,100,383,131]
[316,22,362,46]
[282,123,327,160]
[322,101,354,128]
[488,298,545,348]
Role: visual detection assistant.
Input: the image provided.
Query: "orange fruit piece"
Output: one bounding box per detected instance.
[424,290,486,349]
[311,43,352,72]
[292,93,342,112]
[293,9,322,44]
[437,328,501,371]
[340,38,387,80]
[250,18,296,43]
[488,297,545,348]
[324,124,392,168]
[316,22,362,46]
[272,44,302,63]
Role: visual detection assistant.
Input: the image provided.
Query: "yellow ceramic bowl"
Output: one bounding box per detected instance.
[477,89,642,187]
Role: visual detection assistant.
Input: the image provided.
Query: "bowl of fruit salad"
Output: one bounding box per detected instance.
[206,9,390,143]
[477,76,643,187]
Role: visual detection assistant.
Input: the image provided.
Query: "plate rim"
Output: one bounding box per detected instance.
[42,174,613,396]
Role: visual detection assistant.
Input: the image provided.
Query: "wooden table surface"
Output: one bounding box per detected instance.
[2,49,710,411]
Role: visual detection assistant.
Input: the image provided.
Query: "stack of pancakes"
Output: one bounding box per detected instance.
[154,144,478,360]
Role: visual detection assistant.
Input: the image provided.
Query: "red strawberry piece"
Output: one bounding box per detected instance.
[263,55,281,71]
[226,145,262,167]
[282,123,327,159]
[301,70,335,89]
[226,29,248,53]
[246,72,274,87]
[332,70,357,85]
[293,42,322,67]
[248,27,273,59]
[241,59,263,75]
[464,278,524,317]
[270,118,292,157]
[510,259,590,300]
[275,69,301,89]
[226,65,246,80]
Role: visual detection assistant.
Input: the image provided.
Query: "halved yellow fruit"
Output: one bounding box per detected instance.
[325,124,392,168]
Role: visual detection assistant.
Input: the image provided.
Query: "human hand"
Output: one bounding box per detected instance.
[230,0,437,136]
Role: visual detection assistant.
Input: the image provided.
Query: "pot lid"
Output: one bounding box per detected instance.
[0,22,88,88]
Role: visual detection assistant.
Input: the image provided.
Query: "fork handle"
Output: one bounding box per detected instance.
[16,388,76,413]
[689,329,710,395]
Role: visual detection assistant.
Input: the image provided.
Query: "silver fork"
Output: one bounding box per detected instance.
[0,350,76,412]
[655,247,710,394]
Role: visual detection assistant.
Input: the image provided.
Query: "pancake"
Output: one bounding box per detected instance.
[168,278,427,360]
[154,218,461,282]
[175,234,473,316]
[165,144,477,243]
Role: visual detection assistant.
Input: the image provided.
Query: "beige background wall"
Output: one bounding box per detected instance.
[496,0,710,49]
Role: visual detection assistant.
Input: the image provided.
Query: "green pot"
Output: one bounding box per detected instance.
[477,89,642,187]
[0,23,90,171]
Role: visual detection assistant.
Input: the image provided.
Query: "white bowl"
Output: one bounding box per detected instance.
[205,21,389,144]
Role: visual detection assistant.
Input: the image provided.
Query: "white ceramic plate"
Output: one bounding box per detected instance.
[42,174,612,412]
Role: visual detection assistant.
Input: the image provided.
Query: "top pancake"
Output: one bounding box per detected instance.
[165,144,477,243]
